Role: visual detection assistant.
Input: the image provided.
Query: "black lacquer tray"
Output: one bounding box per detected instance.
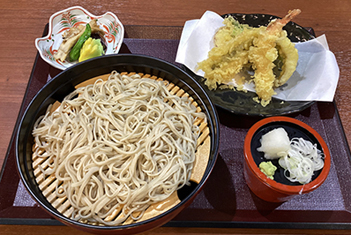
[1,24,351,230]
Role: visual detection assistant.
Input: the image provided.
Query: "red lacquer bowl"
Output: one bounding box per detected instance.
[243,116,331,202]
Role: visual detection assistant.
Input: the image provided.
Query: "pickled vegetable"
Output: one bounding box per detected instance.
[78,38,104,62]
[69,24,92,61]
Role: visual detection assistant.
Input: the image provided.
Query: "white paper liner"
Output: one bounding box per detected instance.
[176,11,339,102]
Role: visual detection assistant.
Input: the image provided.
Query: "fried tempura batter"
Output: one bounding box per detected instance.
[197,10,300,106]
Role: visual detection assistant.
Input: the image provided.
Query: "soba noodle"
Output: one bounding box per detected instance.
[32,71,206,225]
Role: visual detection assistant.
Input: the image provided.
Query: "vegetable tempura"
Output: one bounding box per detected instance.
[197,10,300,106]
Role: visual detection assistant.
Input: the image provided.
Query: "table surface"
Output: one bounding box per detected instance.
[1,0,351,234]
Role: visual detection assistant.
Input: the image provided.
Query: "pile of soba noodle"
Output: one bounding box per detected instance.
[32,71,206,225]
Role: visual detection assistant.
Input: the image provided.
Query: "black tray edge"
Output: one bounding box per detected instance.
[1,24,351,231]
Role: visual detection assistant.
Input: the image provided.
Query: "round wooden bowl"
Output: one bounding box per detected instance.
[16,54,220,234]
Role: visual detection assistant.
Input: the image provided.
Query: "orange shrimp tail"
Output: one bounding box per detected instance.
[281,9,301,25]
[267,9,301,33]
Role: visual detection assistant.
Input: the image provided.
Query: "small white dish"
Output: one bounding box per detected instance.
[35,6,124,70]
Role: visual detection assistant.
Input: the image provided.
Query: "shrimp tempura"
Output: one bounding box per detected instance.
[197,10,300,107]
